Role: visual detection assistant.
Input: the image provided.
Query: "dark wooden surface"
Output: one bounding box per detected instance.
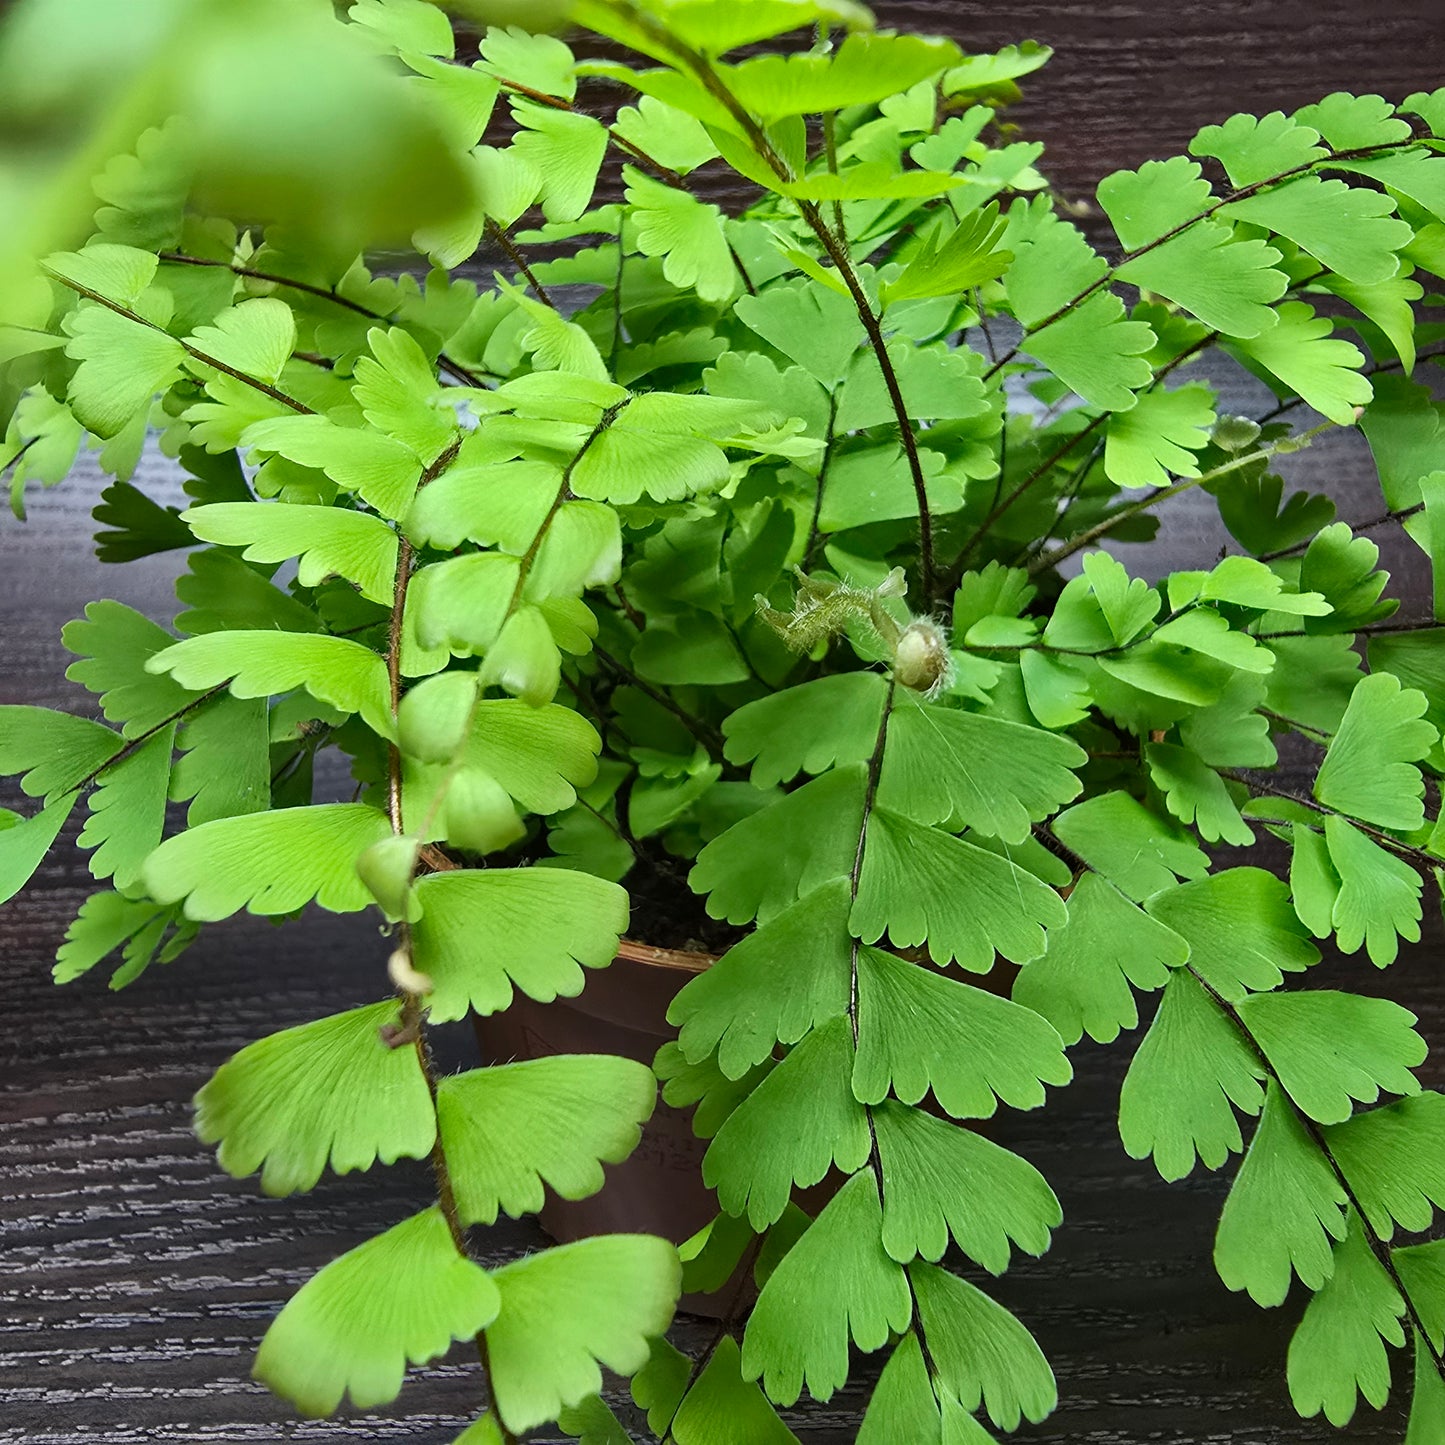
[4,5,1445,1441]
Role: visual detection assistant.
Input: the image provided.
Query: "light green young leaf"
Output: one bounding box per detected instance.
[243,415,423,519]
[466,700,600,814]
[413,552,521,655]
[878,695,1084,843]
[1146,868,1318,1001]
[625,167,737,304]
[691,765,864,926]
[62,305,184,437]
[1118,969,1267,1180]
[1051,790,1209,901]
[911,1261,1056,1430]
[437,1055,655,1224]
[1146,741,1253,846]
[0,797,79,907]
[1104,383,1218,487]
[45,243,160,307]
[63,600,200,735]
[147,631,394,739]
[1325,816,1424,968]
[142,802,392,921]
[1290,822,1340,938]
[723,673,889,787]
[350,0,456,57]
[1195,553,1331,615]
[182,502,398,606]
[703,1015,870,1230]
[882,203,1013,302]
[1013,871,1188,1046]
[1287,1213,1405,1426]
[1315,671,1436,830]
[79,722,175,889]
[254,1207,500,1416]
[1214,1084,1349,1307]
[0,705,121,800]
[1224,301,1372,425]
[857,1332,941,1445]
[353,325,456,464]
[1238,989,1424,1125]
[852,946,1071,1117]
[742,1168,912,1406]
[507,284,610,383]
[873,1100,1060,1271]
[406,458,561,553]
[613,95,718,174]
[1189,110,1327,188]
[1323,1092,1445,1239]
[1080,551,1161,645]
[411,867,626,1020]
[513,103,608,224]
[186,299,297,386]
[853,811,1067,969]
[669,878,853,1078]
[171,693,269,826]
[487,1236,680,1433]
[195,999,436,1196]
[1152,606,1274,673]
[1223,176,1411,285]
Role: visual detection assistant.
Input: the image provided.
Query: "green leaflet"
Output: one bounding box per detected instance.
[1323,1092,1445,1239]
[1286,1214,1405,1426]
[741,1168,912,1405]
[0,796,79,906]
[437,1055,656,1223]
[1299,523,1396,633]
[53,889,195,989]
[467,700,601,813]
[254,1207,500,1416]
[872,1100,1060,1271]
[853,808,1068,969]
[1019,290,1154,411]
[1119,969,1267,1181]
[62,304,184,437]
[852,946,1071,1118]
[1051,790,1209,901]
[513,103,608,225]
[186,298,296,385]
[353,326,456,464]
[857,1333,942,1445]
[405,458,561,552]
[195,999,436,1195]
[625,167,737,305]
[655,1044,774,1140]
[1013,871,1188,1046]
[410,867,628,1021]
[1315,671,1436,830]
[667,1335,799,1444]
[62,600,200,735]
[1146,741,1253,846]
[910,1260,1056,1430]
[487,1236,681,1433]
[1224,301,1373,426]
[877,694,1085,843]
[142,802,392,921]
[182,502,399,605]
[78,721,175,889]
[0,705,121,800]
[1214,1084,1349,1307]
[1189,110,1326,188]
[669,878,854,1078]
[690,765,865,926]
[171,694,270,825]
[1104,383,1217,488]
[1324,815,1424,967]
[1237,989,1424,1124]
[243,414,423,519]
[733,276,864,386]
[1221,175,1412,285]
[147,629,394,740]
[722,673,889,787]
[1145,868,1319,1002]
[703,1014,870,1229]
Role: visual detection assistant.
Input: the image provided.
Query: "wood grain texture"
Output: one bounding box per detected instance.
[3,4,1444,1441]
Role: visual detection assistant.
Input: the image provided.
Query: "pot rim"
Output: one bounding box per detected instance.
[616,937,715,974]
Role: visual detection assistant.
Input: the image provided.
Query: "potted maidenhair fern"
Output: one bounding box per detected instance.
[5,0,1445,1436]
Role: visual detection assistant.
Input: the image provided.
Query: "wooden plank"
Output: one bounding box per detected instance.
[3,4,1443,1440]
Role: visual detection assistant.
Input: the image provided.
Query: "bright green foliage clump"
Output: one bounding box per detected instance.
[3,0,1445,1437]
